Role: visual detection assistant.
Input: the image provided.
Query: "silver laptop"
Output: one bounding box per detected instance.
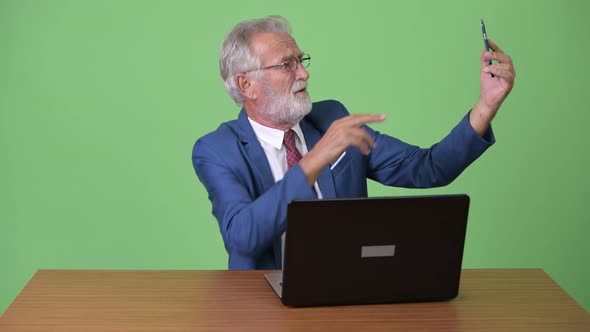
[265,194,470,307]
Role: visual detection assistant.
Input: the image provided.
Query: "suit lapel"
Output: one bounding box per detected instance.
[236,110,275,192]
[300,118,337,199]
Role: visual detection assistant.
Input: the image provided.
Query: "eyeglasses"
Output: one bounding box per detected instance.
[246,54,311,73]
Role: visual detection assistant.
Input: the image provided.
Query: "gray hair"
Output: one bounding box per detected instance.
[220,16,292,104]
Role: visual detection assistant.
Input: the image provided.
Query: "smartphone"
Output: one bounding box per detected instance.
[480,19,494,77]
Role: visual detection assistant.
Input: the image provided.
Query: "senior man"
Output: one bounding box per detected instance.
[192,16,515,270]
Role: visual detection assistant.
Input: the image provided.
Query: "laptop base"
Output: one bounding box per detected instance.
[264,272,283,298]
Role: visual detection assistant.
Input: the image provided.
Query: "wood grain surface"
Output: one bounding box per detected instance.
[0,269,588,331]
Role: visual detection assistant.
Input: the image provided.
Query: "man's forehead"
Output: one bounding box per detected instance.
[250,32,300,60]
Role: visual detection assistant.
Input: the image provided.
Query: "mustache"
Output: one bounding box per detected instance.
[291,80,308,93]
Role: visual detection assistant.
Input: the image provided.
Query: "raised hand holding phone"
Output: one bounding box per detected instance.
[469,20,516,136]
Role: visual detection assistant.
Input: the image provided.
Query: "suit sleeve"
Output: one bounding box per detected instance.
[192,139,316,260]
[366,110,495,188]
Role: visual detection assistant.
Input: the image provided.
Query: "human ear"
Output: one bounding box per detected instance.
[237,74,256,100]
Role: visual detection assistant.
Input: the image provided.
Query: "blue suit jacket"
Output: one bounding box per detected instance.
[192,100,494,270]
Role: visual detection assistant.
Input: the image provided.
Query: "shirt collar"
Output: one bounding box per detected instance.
[248,117,304,150]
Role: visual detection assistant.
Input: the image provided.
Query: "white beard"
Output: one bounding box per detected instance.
[259,80,312,126]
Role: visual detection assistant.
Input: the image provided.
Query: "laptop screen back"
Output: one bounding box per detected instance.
[279,194,470,307]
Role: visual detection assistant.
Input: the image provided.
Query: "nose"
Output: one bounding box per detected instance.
[295,62,310,81]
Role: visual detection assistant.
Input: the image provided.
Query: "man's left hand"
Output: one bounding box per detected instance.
[470,39,516,136]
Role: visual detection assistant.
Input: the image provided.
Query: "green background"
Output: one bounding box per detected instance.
[1,0,588,315]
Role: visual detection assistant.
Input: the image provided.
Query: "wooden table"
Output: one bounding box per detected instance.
[0,269,588,331]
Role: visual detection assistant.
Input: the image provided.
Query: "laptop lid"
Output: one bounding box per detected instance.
[265,194,470,307]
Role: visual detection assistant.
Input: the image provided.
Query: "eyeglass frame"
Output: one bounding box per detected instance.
[244,54,311,73]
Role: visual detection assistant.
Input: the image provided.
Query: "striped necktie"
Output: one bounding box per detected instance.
[283,129,302,168]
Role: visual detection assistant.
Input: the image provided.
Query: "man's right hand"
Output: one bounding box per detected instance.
[299,113,386,185]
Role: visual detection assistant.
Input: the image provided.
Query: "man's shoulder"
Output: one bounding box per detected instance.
[200,119,240,141]
[310,99,347,115]
[192,117,243,157]
[306,99,350,128]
